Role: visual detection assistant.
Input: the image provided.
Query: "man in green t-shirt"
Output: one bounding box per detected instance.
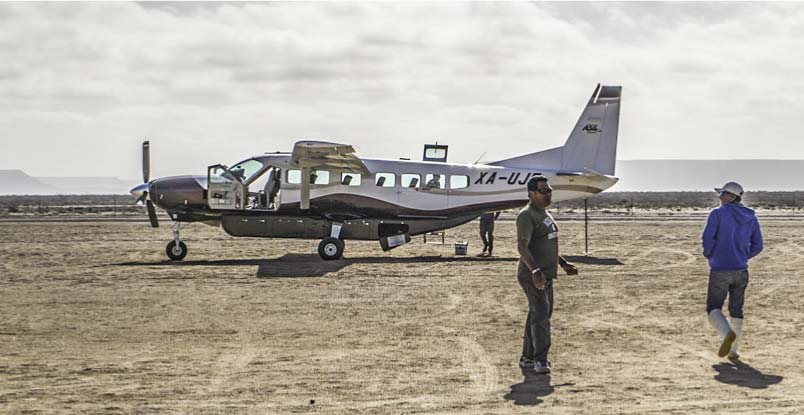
[516,176,578,374]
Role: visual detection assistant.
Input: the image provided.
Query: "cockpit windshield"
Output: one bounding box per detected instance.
[226,159,265,183]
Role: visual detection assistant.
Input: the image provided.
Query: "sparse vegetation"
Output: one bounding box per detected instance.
[2,191,804,217]
[0,194,142,216]
[553,191,804,211]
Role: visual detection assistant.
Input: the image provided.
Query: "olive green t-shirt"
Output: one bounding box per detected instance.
[516,204,559,281]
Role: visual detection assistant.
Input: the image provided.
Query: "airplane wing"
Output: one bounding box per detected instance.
[290,141,370,211]
[290,141,371,175]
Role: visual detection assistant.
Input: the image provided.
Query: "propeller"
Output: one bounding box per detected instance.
[131,140,159,228]
[143,140,150,183]
[146,197,159,228]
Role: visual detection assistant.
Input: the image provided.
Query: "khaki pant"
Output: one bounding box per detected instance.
[519,278,554,361]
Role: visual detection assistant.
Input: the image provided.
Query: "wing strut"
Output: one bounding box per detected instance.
[300,167,311,210]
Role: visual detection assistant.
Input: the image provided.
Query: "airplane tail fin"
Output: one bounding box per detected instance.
[489,84,622,176]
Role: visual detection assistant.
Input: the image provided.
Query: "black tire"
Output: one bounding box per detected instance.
[166,240,188,261]
[318,237,344,260]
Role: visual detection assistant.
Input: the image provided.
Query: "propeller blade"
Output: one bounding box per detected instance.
[142,140,150,183]
[146,200,159,228]
[135,191,147,205]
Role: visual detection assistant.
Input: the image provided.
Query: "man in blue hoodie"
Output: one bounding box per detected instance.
[702,181,763,359]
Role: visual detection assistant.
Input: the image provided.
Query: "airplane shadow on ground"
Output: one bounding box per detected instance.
[712,360,783,389]
[563,255,624,266]
[504,371,575,406]
[115,254,518,278]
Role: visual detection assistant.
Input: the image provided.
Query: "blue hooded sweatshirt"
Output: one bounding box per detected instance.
[702,202,763,271]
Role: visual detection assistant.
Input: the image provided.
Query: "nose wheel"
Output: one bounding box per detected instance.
[166,240,188,261]
[165,222,188,261]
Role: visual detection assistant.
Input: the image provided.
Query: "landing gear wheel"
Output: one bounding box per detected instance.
[166,240,188,261]
[318,237,345,260]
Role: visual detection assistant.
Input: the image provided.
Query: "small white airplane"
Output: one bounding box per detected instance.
[130,84,622,260]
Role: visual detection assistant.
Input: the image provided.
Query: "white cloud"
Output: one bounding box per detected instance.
[1,2,804,180]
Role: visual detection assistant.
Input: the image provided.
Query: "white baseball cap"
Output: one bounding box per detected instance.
[715,181,744,196]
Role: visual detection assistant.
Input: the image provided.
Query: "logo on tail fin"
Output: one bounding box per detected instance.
[582,117,602,134]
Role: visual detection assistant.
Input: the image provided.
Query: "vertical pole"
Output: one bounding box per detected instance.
[584,198,589,256]
[300,167,311,210]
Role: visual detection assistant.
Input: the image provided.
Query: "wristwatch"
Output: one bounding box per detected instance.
[531,268,541,275]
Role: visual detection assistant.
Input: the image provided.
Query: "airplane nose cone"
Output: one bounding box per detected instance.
[149,175,207,210]
[130,182,150,198]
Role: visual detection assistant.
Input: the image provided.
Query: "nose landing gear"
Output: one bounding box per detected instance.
[166,222,188,261]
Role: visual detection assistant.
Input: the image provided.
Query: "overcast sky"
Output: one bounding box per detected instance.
[1,2,803,179]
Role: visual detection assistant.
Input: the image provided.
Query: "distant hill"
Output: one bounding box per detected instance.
[0,170,134,195]
[0,170,58,195]
[3,160,804,194]
[613,160,804,191]
[37,177,134,195]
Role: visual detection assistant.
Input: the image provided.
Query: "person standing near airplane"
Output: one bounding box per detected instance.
[477,211,500,257]
[702,181,763,359]
[516,176,578,373]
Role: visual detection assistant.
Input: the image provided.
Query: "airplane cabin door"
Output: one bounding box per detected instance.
[207,165,245,210]
[447,174,470,208]
[399,173,448,214]
[398,173,422,214]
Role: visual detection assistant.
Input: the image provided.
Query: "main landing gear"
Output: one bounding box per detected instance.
[166,222,188,261]
[318,237,344,260]
[318,222,345,260]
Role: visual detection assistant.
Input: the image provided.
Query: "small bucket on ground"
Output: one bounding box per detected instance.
[454,241,468,255]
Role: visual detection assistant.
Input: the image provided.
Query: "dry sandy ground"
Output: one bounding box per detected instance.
[1,217,803,414]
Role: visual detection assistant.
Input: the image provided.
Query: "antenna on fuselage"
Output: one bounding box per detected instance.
[473,152,486,165]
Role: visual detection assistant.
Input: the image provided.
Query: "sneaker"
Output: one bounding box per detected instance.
[518,356,535,369]
[533,360,551,374]
[727,351,740,360]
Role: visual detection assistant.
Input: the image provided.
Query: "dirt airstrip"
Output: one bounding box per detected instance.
[1,216,803,414]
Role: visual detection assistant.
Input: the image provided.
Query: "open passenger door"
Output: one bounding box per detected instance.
[207,164,245,210]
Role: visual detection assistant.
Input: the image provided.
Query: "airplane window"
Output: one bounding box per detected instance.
[375,173,395,187]
[450,175,469,189]
[228,159,265,183]
[286,169,301,184]
[424,174,445,189]
[286,169,329,185]
[312,170,330,185]
[209,165,231,184]
[341,173,362,186]
[401,174,420,189]
[425,148,447,160]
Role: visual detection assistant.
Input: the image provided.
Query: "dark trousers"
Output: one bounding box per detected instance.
[480,221,494,252]
[706,269,749,318]
[519,278,554,361]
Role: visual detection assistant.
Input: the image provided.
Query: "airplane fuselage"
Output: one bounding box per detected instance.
[147,154,617,240]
